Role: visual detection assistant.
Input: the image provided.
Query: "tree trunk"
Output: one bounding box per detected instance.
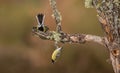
[93,0,120,73]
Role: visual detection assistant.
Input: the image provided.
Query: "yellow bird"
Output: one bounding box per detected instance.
[51,47,62,63]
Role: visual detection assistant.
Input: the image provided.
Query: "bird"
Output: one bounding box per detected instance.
[36,13,49,32]
[51,47,62,63]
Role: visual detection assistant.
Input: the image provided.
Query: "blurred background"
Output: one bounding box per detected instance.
[0,0,113,73]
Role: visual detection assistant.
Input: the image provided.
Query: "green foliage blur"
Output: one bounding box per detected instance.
[0,0,113,73]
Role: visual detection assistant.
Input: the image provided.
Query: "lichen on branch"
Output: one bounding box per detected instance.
[49,0,62,33]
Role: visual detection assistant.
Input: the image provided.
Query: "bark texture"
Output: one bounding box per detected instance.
[92,0,120,73]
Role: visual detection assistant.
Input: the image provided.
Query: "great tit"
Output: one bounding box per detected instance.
[36,13,49,32]
[51,47,62,63]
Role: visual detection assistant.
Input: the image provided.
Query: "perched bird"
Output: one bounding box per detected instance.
[51,47,62,63]
[36,13,49,32]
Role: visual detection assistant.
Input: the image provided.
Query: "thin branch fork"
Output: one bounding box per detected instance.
[48,0,106,46]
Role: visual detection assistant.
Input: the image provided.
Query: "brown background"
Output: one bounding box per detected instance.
[0,0,113,73]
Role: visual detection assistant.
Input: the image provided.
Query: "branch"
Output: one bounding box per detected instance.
[48,0,106,46]
[32,29,106,47]
[49,0,62,33]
